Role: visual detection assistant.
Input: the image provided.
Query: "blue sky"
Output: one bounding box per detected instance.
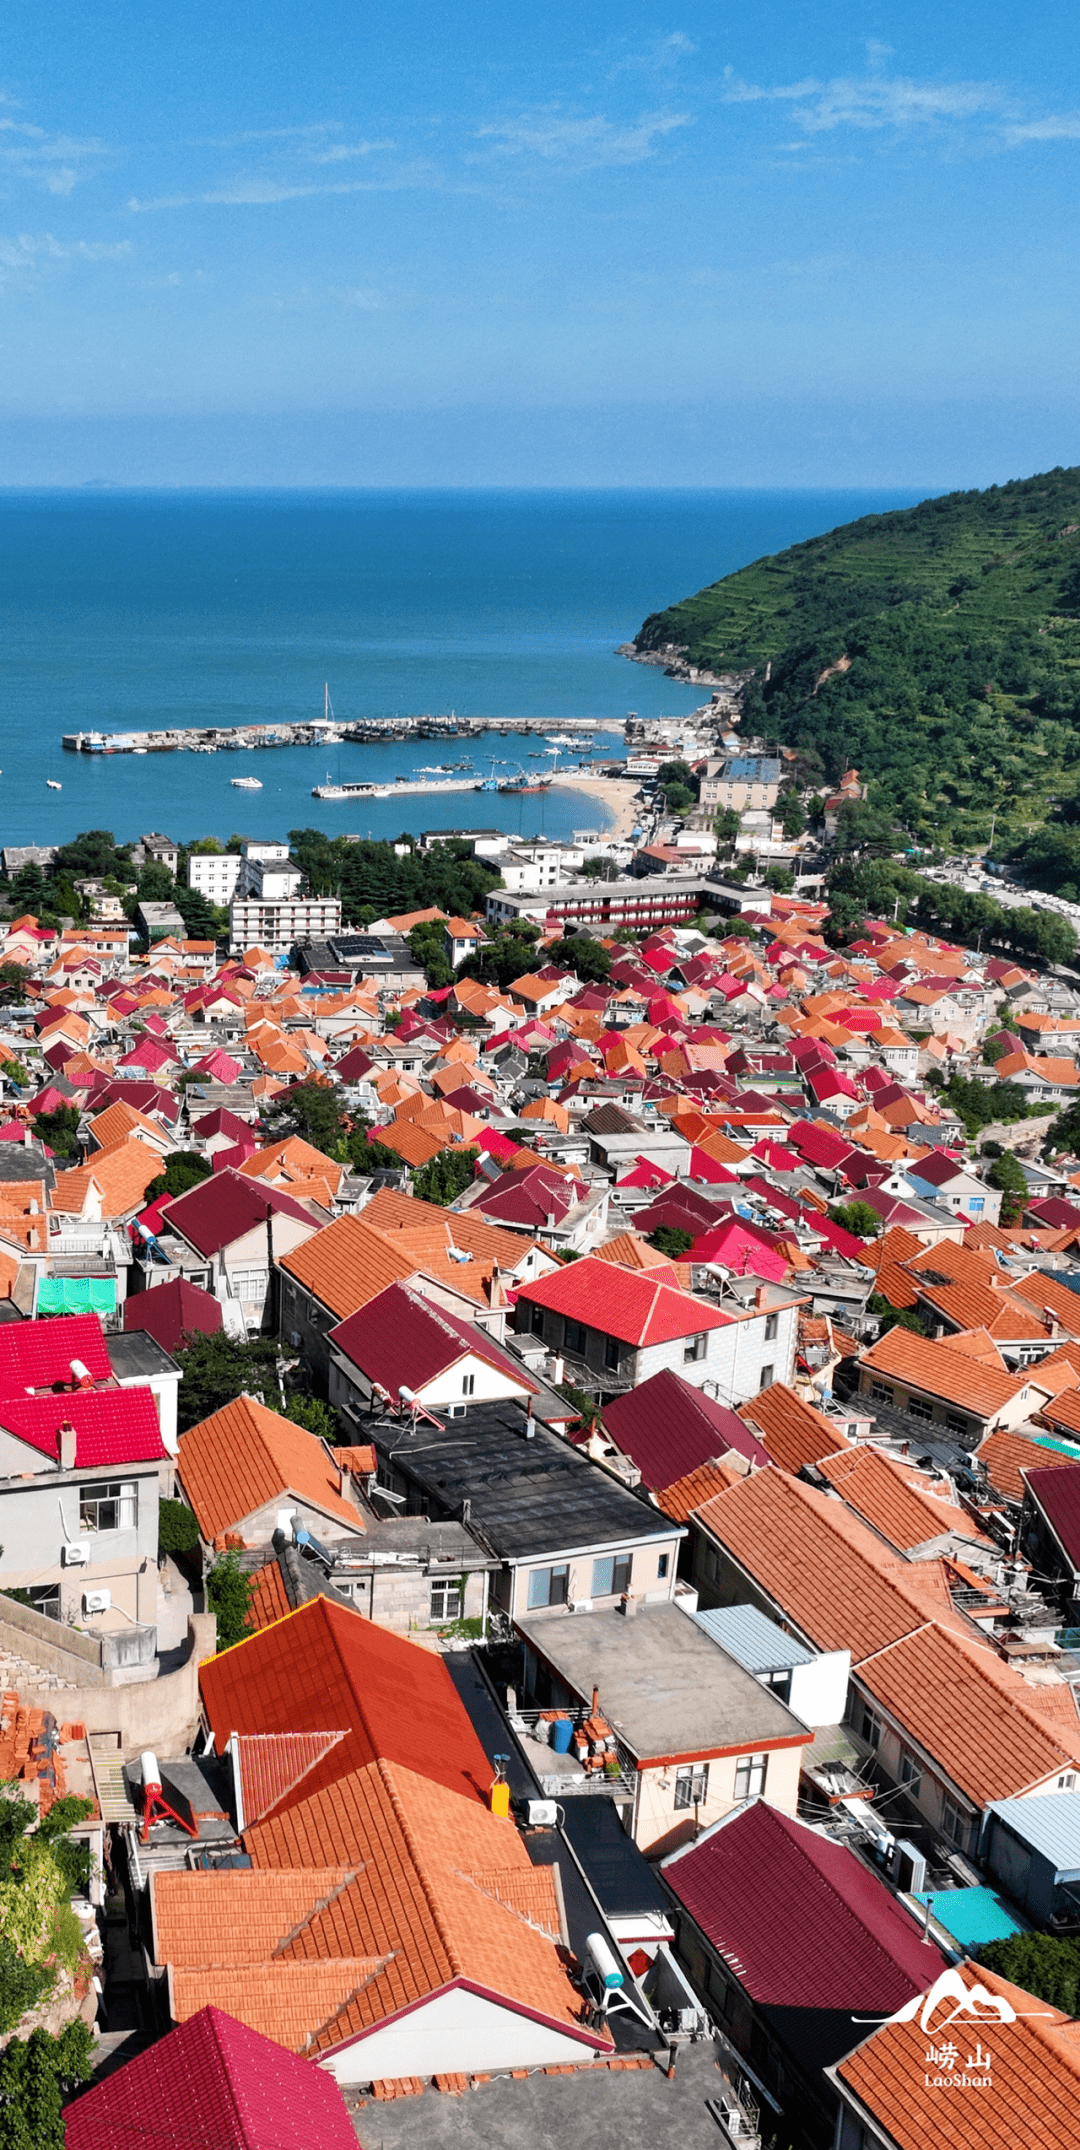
[2,0,1080,484]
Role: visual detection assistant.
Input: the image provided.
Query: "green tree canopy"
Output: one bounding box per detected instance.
[174,1330,282,1431]
[207,1549,255,1651]
[412,1146,479,1207]
[828,1200,883,1239]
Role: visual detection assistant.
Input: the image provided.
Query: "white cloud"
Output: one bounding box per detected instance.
[0,119,107,194]
[473,107,690,171]
[0,231,131,283]
[1005,113,1080,143]
[720,68,1008,135]
[310,139,397,164]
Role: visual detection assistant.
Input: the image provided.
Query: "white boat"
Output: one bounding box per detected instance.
[46,779,61,790]
[230,776,262,790]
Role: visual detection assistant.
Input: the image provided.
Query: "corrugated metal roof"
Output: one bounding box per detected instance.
[987,1789,1080,1873]
[693,1602,815,1673]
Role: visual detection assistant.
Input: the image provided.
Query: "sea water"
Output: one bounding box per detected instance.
[0,487,922,850]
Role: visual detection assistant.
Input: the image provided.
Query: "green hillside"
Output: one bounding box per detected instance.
[633,465,1080,884]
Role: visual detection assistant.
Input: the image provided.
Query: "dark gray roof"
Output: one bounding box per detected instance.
[579,1103,643,1136]
[559,1796,670,1918]
[375,1400,673,1562]
[0,1142,54,1191]
[108,1330,179,1381]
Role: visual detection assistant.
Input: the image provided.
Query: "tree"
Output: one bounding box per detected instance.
[284,1394,339,1441]
[778,789,806,838]
[174,882,222,943]
[648,1225,693,1258]
[1046,1097,1080,1158]
[408,921,453,990]
[944,1071,1032,1134]
[347,1124,404,1173]
[135,861,176,903]
[828,1200,883,1239]
[0,963,30,1004]
[982,1036,1009,1065]
[158,1496,201,1560]
[146,1151,213,1202]
[206,1550,254,1651]
[52,830,130,880]
[765,863,794,893]
[174,1331,282,1431]
[977,1933,1080,2014]
[714,807,740,851]
[985,1147,1028,1224]
[581,856,618,880]
[545,934,612,982]
[0,2021,93,2144]
[412,1146,479,1207]
[275,1080,346,1157]
[867,1291,927,1336]
[31,1107,80,1160]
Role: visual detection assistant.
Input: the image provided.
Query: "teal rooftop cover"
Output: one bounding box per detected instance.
[36,1277,116,1315]
[913,1885,1031,1949]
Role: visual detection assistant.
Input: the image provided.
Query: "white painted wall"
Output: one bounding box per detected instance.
[321,1982,601,2084]
[788,1649,851,1728]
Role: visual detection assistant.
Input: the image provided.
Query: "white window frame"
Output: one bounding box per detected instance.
[79,1479,136,1533]
[734,1753,768,1800]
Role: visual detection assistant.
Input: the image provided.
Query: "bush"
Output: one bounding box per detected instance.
[0,1943,52,2036]
[0,2019,93,2143]
[648,1225,694,1258]
[206,1550,255,1652]
[977,1932,1080,2014]
[158,1496,201,1558]
[412,1147,479,1207]
[828,1200,883,1239]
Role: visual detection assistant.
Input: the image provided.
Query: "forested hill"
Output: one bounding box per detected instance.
[632,465,1080,874]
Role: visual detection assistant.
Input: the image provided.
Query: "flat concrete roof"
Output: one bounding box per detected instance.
[516,1600,808,1762]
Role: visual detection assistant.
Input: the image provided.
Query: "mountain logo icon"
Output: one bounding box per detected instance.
[854,1966,1055,2031]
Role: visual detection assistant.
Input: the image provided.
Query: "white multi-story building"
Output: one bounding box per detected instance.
[229,896,342,954]
[188,852,243,905]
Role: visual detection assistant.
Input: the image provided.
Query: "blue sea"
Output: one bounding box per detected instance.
[0,488,923,850]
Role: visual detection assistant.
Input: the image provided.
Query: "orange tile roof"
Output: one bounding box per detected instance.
[169,1959,384,2052]
[1012,1272,1080,1338]
[376,1118,450,1167]
[694,1467,969,1663]
[50,1137,165,1219]
[86,1100,171,1151]
[859,1620,1080,1802]
[1038,1388,1080,1438]
[738,1382,849,1475]
[838,1959,1080,2150]
[976,1426,1080,1501]
[914,1279,1050,1342]
[360,1187,546,1273]
[177,1394,364,1542]
[239,1136,344,1197]
[858,1327,1030,1419]
[278,1213,421,1320]
[154,1867,353,1965]
[817,1446,990,1550]
[245,1560,294,1632]
[655,1459,744,1521]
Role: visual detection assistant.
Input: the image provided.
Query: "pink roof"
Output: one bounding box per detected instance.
[192,1048,243,1085]
[0,1386,166,1467]
[63,2002,358,2150]
[0,1312,112,1392]
[602,1368,767,1487]
[516,1256,731,1348]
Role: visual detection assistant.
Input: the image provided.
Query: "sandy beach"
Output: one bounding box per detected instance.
[551,772,643,841]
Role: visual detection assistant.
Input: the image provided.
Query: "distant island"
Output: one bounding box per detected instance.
[628,465,1080,894]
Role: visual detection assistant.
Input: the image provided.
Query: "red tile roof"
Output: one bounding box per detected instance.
[662,1799,945,2014]
[63,2002,359,2150]
[601,1367,767,1488]
[976,1426,1080,1501]
[329,1282,536,1406]
[0,1387,166,1468]
[1022,1460,1080,1567]
[515,1255,731,1348]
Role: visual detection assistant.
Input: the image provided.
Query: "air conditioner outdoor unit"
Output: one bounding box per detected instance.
[568,1598,593,1614]
[61,1542,90,1566]
[82,1589,111,1615]
[526,1800,558,1827]
[892,1839,927,1895]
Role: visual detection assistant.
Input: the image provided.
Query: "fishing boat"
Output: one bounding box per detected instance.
[230,776,262,790]
[46,779,61,790]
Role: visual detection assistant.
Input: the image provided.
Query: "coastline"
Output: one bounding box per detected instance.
[551,773,642,842]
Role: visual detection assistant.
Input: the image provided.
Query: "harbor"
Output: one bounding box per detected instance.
[61,714,623,755]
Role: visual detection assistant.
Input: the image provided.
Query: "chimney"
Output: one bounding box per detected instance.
[59,1421,77,1471]
[591,1685,600,1717]
[22,1125,32,1149]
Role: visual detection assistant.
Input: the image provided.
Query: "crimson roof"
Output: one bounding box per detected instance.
[330,1281,537,1405]
[662,1800,944,2016]
[602,1368,767,1488]
[192,1107,255,1142]
[515,1255,730,1347]
[0,1311,112,1393]
[1023,1461,1080,1567]
[63,2002,357,2150]
[0,1386,167,1467]
[123,1276,223,1354]
[161,1169,317,1256]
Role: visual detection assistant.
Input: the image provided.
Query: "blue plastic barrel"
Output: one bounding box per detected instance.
[550,1717,573,1754]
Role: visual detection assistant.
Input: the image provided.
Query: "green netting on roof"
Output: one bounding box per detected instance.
[35,1277,116,1314]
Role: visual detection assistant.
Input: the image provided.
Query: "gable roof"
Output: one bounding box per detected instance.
[739,1382,849,1475]
[122,1275,223,1354]
[161,1170,319,1256]
[329,1282,536,1406]
[601,1367,767,1489]
[0,1386,167,1468]
[858,1620,1080,1804]
[200,1595,497,1810]
[177,1394,364,1542]
[1023,1460,1080,1567]
[661,1798,944,2017]
[694,1466,967,1663]
[0,1311,111,1392]
[858,1325,1030,1418]
[62,2002,358,2150]
[515,1255,730,1348]
[277,1212,420,1320]
[817,1445,990,1551]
